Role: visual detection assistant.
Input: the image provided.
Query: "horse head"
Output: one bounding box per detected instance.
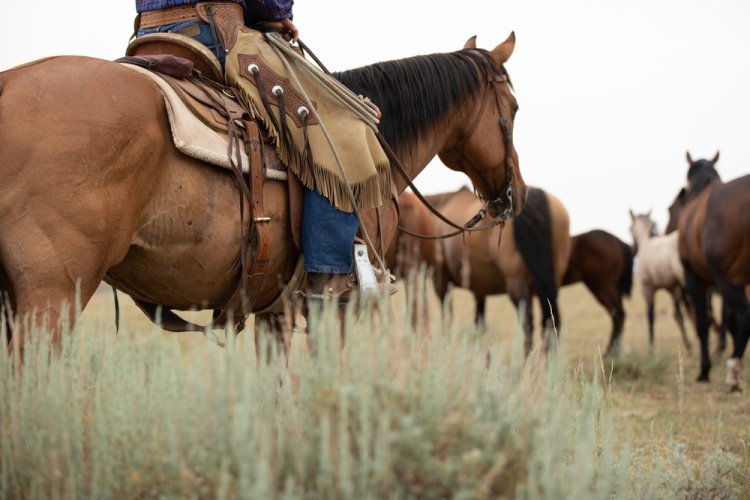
[666,151,721,232]
[686,151,721,194]
[437,33,527,221]
[628,209,657,255]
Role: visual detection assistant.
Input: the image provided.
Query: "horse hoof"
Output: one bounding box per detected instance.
[728,384,742,394]
[696,374,710,383]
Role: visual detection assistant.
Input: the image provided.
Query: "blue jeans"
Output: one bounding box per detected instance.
[137,21,359,273]
[301,188,359,273]
[137,19,227,66]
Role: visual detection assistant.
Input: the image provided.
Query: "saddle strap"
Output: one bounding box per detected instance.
[131,119,271,334]
[211,118,271,329]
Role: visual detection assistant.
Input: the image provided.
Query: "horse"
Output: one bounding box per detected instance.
[385,191,445,283]
[666,151,750,389]
[628,210,693,352]
[0,33,527,355]
[561,229,633,357]
[425,185,571,354]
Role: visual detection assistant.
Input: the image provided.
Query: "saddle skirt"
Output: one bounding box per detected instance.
[119,57,288,181]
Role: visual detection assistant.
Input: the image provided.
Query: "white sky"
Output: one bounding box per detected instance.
[3,1,749,242]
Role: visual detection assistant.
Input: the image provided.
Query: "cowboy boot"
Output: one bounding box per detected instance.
[306,272,356,301]
[306,271,398,302]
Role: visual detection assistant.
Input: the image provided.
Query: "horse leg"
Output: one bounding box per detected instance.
[475,297,486,326]
[671,288,692,353]
[598,289,624,358]
[684,267,711,381]
[254,312,294,364]
[714,300,730,356]
[5,245,104,359]
[511,295,533,356]
[539,292,560,353]
[715,283,750,391]
[643,288,656,350]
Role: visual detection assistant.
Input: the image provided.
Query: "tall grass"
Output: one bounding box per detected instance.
[0,283,742,499]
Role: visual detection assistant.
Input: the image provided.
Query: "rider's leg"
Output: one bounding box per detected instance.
[301,187,359,298]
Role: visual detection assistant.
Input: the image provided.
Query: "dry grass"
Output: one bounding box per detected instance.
[72,280,750,496]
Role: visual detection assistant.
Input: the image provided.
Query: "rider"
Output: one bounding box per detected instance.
[133,0,392,300]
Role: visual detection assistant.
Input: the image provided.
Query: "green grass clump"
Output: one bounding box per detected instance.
[0,283,742,499]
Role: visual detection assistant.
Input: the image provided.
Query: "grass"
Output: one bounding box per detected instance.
[0,278,747,498]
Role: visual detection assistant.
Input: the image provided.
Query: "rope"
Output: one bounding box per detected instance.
[263,33,389,276]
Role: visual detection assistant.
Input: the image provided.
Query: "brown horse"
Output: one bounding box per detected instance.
[666,152,750,389]
[0,34,527,353]
[398,186,571,354]
[561,229,633,356]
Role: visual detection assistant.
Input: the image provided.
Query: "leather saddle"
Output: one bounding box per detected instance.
[117,33,307,331]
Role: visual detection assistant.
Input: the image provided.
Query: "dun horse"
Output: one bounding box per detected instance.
[628,211,693,352]
[666,152,750,389]
[561,229,633,356]
[392,186,571,354]
[0,34,527,353]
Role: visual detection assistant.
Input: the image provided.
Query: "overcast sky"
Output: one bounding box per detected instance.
[3,1,749,242]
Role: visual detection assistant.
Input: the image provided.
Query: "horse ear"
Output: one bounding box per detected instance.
[491,31,516,66]
[463,36,477,49]
[710,151,720,164]
[686,151,694,164]
[629,208,635,219]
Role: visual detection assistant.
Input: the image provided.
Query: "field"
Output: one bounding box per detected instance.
[1,277,748,498]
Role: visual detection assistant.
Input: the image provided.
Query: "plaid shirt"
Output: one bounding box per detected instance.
[135,0,293,24]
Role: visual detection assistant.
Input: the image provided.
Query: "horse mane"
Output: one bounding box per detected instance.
[334,49,509,158]
[686,159,721,197]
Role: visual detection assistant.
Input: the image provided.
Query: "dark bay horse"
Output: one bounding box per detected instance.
[390,186,570,354]
[0,34,527,353]
[561,229,633,357]
[666,152,750,389]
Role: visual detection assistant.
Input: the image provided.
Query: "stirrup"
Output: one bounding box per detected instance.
[354,243,398,297]
[353,243,379,294]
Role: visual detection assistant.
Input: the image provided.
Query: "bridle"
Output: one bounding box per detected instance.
[389,50,517,240]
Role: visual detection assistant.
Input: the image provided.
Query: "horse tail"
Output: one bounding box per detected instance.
[513,187,559,321]
[618,239,634,298]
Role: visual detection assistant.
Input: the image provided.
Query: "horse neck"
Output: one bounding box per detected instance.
[333,51,486,194]
[631,220,653,248]
[391,116,459,193]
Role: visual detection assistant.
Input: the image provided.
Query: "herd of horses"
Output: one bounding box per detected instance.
[1,32,749,390]
[387,150,750,390]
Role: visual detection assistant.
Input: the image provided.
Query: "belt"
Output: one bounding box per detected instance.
[139,5,201,30]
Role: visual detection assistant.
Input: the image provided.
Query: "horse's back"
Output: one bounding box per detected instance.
[563,230,626,287]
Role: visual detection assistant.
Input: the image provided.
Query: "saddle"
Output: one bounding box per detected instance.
[118,33,307,331]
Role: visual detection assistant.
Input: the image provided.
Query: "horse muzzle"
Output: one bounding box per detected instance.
[487,185,515,221]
